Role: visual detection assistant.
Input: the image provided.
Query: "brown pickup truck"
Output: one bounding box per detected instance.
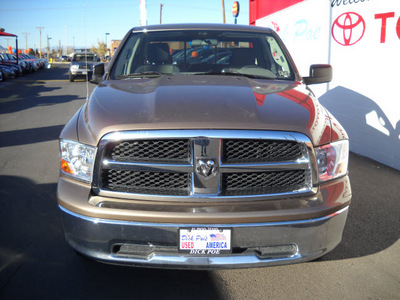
[57,23,351,269]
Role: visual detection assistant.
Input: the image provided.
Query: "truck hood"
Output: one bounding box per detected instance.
[78,75,334,146]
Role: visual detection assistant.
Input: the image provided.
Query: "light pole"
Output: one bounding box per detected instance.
[222,0,226,24]
[105,33,110,59]
[47,35,52,61]
[22,32,29,53]
[160,4,164,24]
[140,0,147,26]
[37,26,44,58]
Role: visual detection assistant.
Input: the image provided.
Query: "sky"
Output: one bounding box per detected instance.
[0,0,249,52]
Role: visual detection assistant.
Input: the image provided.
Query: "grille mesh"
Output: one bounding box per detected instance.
[223,139,302,163]
[111,139,191,163]
[222,170,306,195]
[104,169,191,196]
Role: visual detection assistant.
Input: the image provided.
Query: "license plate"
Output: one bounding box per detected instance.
[179,227,231,254]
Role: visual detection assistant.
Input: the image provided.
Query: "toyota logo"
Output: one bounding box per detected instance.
[332,12,366,46]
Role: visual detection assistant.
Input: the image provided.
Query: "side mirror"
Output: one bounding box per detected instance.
[303,64,332,85]
[90,63,105,84]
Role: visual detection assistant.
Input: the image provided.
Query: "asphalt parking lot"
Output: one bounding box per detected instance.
[0,64,399,299]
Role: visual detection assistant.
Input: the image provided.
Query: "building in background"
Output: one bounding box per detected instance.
[110,40,121,58]
[250,0,400,171]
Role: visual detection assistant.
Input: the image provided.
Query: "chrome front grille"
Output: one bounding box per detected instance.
[79,64,90,69]
[94,130,314,200]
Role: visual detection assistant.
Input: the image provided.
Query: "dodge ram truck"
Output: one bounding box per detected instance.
[57,24,351,269]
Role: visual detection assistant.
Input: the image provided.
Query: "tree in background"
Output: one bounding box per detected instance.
[91,41,107,61]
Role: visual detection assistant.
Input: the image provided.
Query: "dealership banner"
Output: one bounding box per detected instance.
[253,0,400,170]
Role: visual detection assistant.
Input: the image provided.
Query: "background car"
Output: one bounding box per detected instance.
[68,52,96,82]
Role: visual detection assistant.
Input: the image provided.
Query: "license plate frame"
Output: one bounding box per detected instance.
[178,227,232,255]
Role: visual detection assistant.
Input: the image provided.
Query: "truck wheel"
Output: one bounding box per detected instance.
[69,74,74,82]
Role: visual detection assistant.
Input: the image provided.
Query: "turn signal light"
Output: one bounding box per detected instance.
[59,139,97,183]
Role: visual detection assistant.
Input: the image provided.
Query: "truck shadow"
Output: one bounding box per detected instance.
[0,125,65,148]
[0,65,84,115]
[320,85,400,171]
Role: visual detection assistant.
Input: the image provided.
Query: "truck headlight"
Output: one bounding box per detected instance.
[315,140,349,182]
[60,139,96,183]
[70,65,79,71]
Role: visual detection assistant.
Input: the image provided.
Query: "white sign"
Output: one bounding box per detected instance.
[256,0,400,170]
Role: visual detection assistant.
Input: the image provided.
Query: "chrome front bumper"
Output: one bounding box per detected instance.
[59,205,348,269]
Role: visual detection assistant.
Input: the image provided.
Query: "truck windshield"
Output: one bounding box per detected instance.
[110,30,294,80]
[73,54,95,62]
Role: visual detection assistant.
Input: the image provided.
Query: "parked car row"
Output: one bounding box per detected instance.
[0,53,48,81]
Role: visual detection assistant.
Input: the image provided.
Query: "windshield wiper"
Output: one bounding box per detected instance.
[193,71,276,80]
[116,71,165,79]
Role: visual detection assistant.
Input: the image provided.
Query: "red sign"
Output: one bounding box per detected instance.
[332,11,400,46]
[232,1,240,18]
